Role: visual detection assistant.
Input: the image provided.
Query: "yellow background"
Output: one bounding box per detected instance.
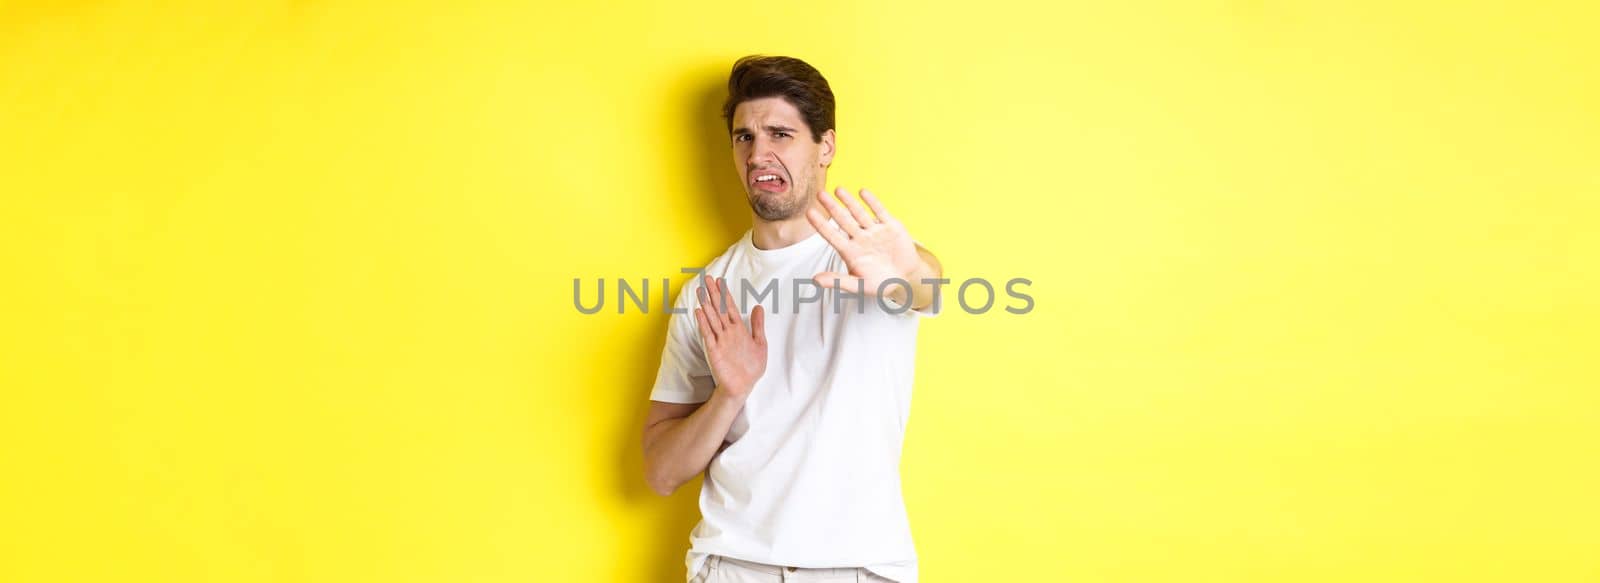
[3,1,1597,581]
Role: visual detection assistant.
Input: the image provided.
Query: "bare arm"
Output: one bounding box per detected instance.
[641,394,744,496]
[908,242,944,311]
[641,276,767,496]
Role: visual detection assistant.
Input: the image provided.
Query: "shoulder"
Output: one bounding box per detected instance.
[673,233,751,300]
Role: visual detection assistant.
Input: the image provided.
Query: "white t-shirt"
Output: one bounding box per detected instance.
[650,228,932,583]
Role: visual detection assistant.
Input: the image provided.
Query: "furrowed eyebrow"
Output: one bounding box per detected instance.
[731,125,800,138]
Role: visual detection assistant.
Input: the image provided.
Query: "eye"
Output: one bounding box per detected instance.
[775,132,791,139]
[734,134,751,143]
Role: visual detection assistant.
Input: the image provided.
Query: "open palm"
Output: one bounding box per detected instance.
[805,188,924,297]
[694,276,767,398]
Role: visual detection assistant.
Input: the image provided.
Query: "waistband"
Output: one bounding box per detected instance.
[712,554,863,577]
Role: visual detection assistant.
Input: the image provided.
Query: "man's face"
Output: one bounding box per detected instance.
[731,97,835,221]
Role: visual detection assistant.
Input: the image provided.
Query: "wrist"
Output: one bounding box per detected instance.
[909,256,941,285]
[711,384,751,406]
[884,283,910,306]
[898,261,940,310]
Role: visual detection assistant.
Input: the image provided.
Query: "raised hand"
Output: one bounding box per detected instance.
[694,276,767,399]
[805,187,931,300]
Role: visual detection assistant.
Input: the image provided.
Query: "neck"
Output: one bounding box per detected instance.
[750,200,820,250]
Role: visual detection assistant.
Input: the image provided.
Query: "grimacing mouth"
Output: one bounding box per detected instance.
[748,166,789,188]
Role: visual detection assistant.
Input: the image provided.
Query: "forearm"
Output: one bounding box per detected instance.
[642,390,746,495]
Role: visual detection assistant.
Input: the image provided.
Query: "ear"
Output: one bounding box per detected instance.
[819,128,836,168]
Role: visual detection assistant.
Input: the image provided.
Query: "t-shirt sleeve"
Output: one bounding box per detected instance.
[648,279,716,403]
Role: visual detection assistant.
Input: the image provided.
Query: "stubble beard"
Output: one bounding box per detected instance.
[747,175,812,222]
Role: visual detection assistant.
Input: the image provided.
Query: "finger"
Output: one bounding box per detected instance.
[701,299,725,334]
[813,271,870,295]
[713,278,736,323]
[841,187,877,228]
[858,188,894,223]
[749,304,766,346]
[817,188,861,234]
[806,207,853,252]
[704,275,721,316]
[699,278,726,334]
[719,278,743,326]
[694,304,718,345]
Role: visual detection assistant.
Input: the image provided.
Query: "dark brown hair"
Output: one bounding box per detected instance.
[722,55,835,143]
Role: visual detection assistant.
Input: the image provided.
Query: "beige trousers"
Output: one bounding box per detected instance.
[691,555,896,583]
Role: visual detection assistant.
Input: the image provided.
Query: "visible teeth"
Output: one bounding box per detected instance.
[756,175,778,182]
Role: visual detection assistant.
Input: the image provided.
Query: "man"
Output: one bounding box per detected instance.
[642,55,943,583]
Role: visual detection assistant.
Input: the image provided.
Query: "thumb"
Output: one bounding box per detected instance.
[813,272,872,295]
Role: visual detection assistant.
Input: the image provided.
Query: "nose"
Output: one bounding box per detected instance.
[746,135,777,165]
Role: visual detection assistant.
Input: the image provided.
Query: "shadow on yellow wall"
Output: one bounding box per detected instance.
[599,67,754,581]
